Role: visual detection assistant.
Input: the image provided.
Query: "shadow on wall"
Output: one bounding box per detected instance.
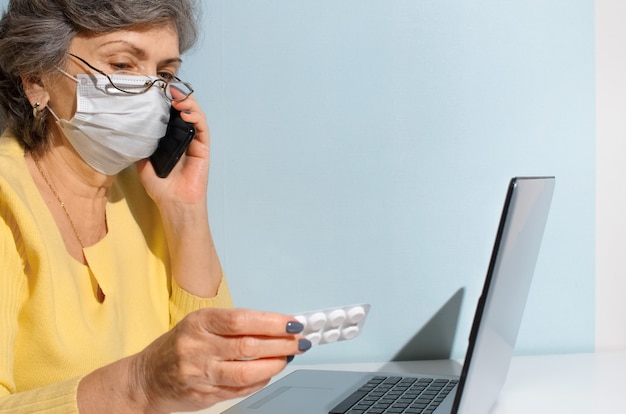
[391,288,465,361]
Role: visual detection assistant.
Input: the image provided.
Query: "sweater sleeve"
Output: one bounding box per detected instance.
[0,378,80,414]
[169,275,234,328]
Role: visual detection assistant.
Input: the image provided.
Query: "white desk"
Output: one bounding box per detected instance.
[187,352,626,414]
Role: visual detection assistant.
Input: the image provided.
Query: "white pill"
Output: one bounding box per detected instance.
[328,309,347,327]
[322,328,341,343]
[306,332,322,346]
[308,312,327,331]
[347,306,366,324]
[341,326,360,340]
[289,303,369,346]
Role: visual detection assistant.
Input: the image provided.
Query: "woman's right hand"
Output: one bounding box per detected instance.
[130,308,310,414]
[77,308,310,414]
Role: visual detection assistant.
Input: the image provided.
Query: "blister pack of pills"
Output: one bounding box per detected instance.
[292,304,371,346]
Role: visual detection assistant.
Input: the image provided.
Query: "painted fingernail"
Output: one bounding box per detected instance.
[182,110,192,115]
[298,338,312,352]
[286,355,295,363]
[286,321,304,334]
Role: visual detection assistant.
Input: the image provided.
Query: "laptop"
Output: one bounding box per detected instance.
[224,176,555,414]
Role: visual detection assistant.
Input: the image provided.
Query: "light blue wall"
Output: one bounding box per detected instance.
[188,1,595,364]
[0,0,595,363]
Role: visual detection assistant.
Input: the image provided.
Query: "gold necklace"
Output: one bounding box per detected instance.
[33,157,85,248]
[33,157,106,302]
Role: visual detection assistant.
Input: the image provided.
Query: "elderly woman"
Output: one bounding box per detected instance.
[0,0,310,412]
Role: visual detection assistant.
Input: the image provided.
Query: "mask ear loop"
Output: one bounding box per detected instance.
[57,67,79,83]
[43,68,80,123]
[27,67,77,124]
[45,105,61,122]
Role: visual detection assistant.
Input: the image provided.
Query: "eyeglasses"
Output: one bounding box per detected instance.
[67,53,194,102]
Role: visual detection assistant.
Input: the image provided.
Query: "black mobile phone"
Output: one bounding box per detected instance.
[150,107,196,178]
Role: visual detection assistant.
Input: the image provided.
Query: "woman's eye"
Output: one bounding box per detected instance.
[110,63,133,72]
[158,71,175,82]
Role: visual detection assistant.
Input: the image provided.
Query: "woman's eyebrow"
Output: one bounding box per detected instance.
[161,57,184,66]
[98,40,183,65]
[99,40,146,57]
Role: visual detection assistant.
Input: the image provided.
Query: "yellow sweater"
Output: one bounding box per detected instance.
[0,133,233,412]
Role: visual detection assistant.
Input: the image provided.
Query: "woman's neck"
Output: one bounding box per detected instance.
[26,130,113,259]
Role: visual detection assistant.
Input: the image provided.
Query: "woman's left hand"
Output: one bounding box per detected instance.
[136,93,210,208]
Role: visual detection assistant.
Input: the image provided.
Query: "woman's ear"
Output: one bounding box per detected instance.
[20,75,50,111]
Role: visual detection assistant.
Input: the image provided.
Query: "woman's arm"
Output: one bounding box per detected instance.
[157,196,222,298]
[137,94,222,298]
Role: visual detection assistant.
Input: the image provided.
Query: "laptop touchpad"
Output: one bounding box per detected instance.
[247,385,334,409]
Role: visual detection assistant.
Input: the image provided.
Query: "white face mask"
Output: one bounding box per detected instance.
[49,72,171,175]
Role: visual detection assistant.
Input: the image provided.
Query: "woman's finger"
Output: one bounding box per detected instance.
[178,309,310,361]
[192,308,304,338]
[171,96,209,143]
[199,357,291,390]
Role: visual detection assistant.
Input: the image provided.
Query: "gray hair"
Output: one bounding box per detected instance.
[0,0,200,154]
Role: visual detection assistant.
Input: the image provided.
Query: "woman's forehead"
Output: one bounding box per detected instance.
[71,26,180,59]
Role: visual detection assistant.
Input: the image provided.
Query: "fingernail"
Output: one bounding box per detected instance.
[182,110,192,114]
[298,338,312,352]
[286,321,304,334]
[286,355,295,364]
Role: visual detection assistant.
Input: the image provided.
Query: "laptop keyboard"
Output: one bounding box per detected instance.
[328,375,458,414]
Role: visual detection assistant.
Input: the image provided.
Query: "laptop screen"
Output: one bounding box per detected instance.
[452,176,555,414]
